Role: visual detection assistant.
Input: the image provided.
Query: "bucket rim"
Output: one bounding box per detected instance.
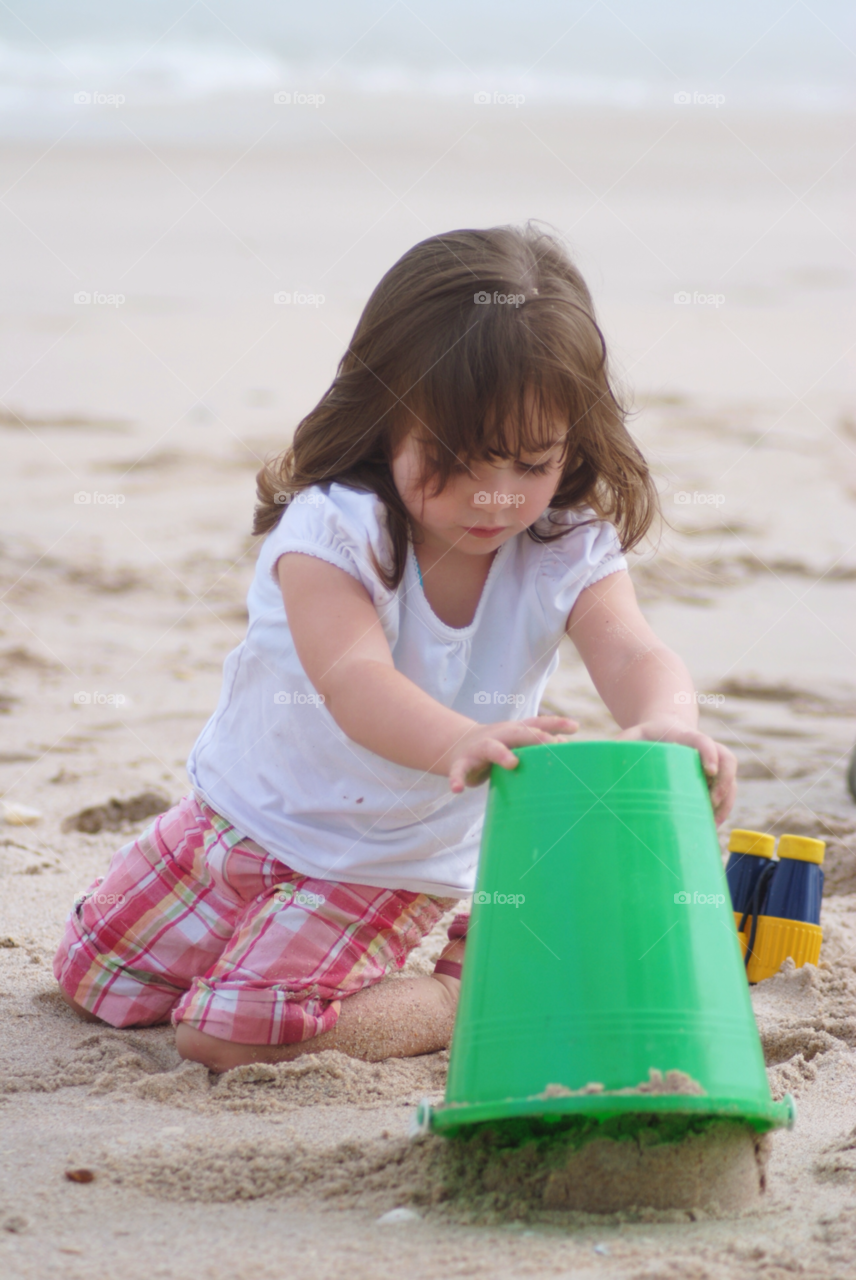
[414,1091,796,1138]
[509,738,700,761]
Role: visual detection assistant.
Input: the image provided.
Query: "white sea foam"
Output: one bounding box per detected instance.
[0,41,852,117]
[0,0,852,140]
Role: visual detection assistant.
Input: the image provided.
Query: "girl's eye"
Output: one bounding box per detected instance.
[516,461,552,476]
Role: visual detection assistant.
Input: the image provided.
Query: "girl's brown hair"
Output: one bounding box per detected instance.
[254,223,657,588]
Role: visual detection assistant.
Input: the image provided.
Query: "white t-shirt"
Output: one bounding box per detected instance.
[187,482,626,897]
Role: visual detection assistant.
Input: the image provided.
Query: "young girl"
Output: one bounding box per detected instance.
[54,224,736,1069]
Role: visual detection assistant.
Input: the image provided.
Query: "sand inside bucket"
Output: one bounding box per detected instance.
[535,1067,707,1099]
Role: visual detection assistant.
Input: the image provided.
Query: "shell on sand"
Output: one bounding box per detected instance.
[1,801,42,825]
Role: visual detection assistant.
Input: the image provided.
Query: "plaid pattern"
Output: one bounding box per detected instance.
[54,794,457,1045]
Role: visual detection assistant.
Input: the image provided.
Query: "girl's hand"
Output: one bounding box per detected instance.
[448,716,577,793]
[617,719,737,825]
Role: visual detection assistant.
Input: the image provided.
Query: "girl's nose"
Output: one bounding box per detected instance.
[469,470,523,513]
[483,469,520,500]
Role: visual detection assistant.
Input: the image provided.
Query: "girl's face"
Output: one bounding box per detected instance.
[391,417,568,556]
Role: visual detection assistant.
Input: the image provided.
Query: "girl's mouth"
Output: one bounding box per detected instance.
[464,525,506,538]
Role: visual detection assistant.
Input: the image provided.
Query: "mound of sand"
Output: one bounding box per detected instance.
[93,1116,768,1222]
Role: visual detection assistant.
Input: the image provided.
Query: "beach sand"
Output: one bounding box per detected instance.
[1,95,855,1278]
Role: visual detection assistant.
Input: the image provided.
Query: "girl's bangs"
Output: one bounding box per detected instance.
[404,350,575,488]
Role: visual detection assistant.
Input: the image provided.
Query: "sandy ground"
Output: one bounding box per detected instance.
[1,96,855,1278]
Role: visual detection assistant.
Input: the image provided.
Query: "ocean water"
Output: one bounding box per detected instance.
[0,0,853,139]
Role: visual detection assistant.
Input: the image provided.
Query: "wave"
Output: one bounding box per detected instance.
[0,40,852,118]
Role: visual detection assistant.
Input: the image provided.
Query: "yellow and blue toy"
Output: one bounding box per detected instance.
[726,829,825,983]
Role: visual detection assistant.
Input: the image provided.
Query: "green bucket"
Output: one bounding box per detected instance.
[419,740,794,1138]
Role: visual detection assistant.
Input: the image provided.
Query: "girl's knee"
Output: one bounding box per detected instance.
[175,1023,224,1069]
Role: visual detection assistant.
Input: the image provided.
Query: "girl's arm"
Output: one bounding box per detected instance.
[277,554,576,792]
[566,570,737,823]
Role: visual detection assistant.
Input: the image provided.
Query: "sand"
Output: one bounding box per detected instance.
[1,89,855,1278]
[84,1116,768,1219]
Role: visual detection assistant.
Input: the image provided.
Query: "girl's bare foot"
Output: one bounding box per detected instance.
[431,935,466,988]
[58,986,101,1023]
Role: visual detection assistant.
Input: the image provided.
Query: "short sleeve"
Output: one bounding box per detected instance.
[264,483,393,609]
[534,511,627,631]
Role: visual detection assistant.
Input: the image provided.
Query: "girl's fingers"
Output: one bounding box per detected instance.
[723,745,738,783]
[522,716,578,733]
[450,761,487,792]
[450,739,520,791]
[702,744,737,824]
[698,738,721,777]
[712,750,738,824]
[669,728,716,767]
[481,739,521,770]
[630,723,721,776]
[513,728,558,749]
[712,783,736,825]
[451,720,579,789]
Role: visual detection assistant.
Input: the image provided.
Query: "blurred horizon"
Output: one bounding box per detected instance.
[0,0,853,138]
